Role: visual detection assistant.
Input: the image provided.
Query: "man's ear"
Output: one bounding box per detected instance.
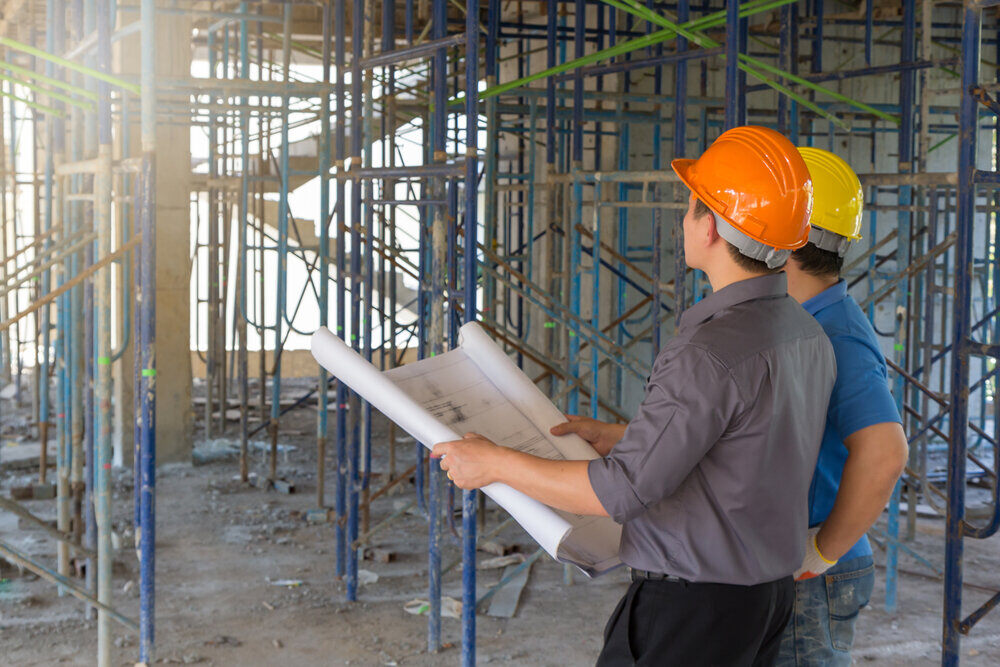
[705,211,721,245]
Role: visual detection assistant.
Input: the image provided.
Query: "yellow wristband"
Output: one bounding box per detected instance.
[813,533,837,565]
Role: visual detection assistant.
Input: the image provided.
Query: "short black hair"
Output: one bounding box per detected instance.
[791,242,843,278]
[692,197,781,274]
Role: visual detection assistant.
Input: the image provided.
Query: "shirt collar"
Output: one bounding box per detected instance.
[801,279,848,316]
[679,273,788,331]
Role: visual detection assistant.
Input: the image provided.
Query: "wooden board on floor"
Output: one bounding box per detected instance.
[486,561,532,619]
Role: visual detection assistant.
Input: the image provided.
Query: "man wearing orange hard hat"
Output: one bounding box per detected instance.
[432,126,837,664]
[776,147,908,666]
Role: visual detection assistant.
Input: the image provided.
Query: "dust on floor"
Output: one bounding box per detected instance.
[1,406,999,666]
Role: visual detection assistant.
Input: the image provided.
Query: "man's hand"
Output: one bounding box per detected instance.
[431,433,507,490]
[794,525,838,581]
[550,415,626,456]
[434,435,609,516]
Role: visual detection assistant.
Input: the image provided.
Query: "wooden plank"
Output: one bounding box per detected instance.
[486,562,532,619]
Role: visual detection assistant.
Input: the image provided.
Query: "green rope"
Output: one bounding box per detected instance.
[928,133,956,154]
[1,61,99,101]
[605,0,899,126]
[0,36,140,95]
[0,87,62,118]
[473,0,798,102]
[0,72,93,111]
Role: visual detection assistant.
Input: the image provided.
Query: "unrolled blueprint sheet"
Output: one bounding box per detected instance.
[310,322,622,576]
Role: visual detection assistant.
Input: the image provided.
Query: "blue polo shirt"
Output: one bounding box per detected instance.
[802,279,902,561]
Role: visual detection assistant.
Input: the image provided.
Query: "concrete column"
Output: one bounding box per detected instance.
[117,10,192,464]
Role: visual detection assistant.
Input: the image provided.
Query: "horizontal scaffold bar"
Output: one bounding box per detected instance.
[361,33,466,70]
[0,540,138,633]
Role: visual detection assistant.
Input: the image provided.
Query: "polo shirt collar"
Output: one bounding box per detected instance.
[802,279,848,317]
[679,273,788,331]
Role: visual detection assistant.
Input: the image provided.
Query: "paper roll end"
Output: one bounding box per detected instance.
[310,327,335,360]
[457,320,484,346]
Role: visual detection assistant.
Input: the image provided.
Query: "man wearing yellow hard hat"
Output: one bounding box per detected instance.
[776,147,909,665]
[432,126,837,664]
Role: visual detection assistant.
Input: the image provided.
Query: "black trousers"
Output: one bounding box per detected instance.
[596,576,794,667]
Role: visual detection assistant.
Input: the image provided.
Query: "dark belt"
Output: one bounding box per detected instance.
[629,568,689,584]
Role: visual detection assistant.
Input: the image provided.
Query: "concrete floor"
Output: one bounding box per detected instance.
[1,399,999,666]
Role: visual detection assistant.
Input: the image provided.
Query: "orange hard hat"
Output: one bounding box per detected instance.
[672,125,814,250]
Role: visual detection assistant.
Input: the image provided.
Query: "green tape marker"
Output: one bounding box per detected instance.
[336,326,344,331]
[543,322,556,329]
[98,356,111,365]
[894,343,904,352]
[141,368,156,377]
[568,331,576,337]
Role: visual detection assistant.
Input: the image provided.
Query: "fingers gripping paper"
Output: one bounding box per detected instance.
[310,322,622,576]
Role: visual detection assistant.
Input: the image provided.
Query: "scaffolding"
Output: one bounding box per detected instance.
[0,2,997,666]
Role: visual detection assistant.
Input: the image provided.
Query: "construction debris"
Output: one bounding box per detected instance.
[486,562,533,619]
[478,554,526,570]
[404,597,462,619]
[10,483,55,500]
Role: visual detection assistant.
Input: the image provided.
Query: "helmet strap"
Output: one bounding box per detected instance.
[712,211,791,270]
[807,226,851,257]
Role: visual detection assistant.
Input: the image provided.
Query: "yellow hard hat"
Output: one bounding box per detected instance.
[797,147,863,256]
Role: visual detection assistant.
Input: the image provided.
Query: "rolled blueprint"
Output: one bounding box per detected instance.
[310,324,622,576]
[458,323,600,461]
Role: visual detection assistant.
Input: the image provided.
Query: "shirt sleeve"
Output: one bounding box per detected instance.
[587,344,742,523]
[827,334,902,439]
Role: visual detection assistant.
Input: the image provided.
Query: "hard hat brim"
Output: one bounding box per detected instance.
[671,157,733,230]
[670,158,696,192]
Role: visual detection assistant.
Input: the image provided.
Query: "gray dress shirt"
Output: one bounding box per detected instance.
[588,273,836,585]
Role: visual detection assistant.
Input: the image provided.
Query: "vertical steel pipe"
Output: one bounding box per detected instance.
[346,0,365,602]
[94,3,113,663]
[886,0,917,614]
[269,4,293,484]
[462,0,480,661]
[139,0,158,659]
[238,2,250,483]
[39,0,57,487]
[334,0,348,578]
[317,1,333,509]
[425,0,448,647]
[671,0,688,327]
[724,0,741,129]
[943,5,981,665]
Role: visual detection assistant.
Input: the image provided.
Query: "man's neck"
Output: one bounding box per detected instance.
[786,268,839,304]
[704,263,772,293]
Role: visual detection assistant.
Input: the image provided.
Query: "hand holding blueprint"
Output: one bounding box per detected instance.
[310,322,622,576]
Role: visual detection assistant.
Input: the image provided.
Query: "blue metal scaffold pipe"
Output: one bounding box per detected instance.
[139,0,158,660]
[886,0,917,615]
[317,0,332,514]
[943,5,981,665]
[347,0,365,603]
[334,0,349,579]
[462,0,481,662]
